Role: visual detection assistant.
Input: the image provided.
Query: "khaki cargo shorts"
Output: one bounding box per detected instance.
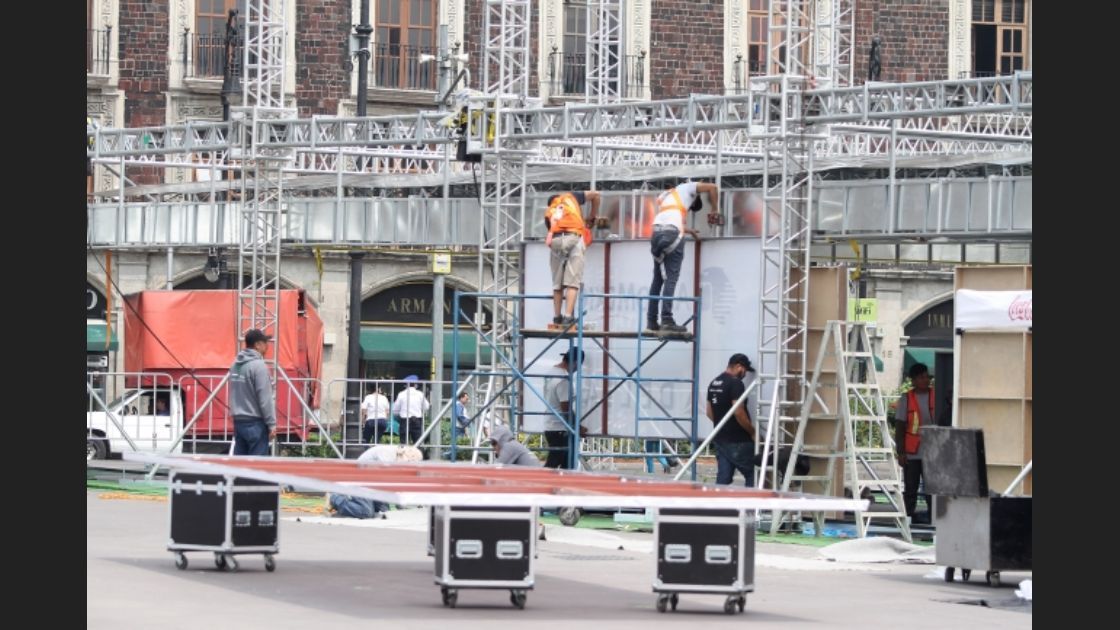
[549,233,585,290]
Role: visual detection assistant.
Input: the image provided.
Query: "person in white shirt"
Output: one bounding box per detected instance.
[543,348,586,469]
[392,375,431,445]
[360,385,392,443]
[645,181,719,334]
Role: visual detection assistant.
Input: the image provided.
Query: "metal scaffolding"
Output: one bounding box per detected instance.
[449,290,702,473]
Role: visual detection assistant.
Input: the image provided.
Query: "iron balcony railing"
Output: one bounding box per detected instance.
[87,27,112,75]
[730,55,766,94]
[373,43,438,91]
[547,49,647,99]
[184,30,244,79]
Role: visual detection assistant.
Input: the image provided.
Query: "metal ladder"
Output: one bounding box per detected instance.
[771,320,912,542]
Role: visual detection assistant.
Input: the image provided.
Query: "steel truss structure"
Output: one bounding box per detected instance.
[232,0,295,366]
[89,2,1032,502]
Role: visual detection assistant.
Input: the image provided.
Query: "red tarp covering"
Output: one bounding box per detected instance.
[123,290,322,379]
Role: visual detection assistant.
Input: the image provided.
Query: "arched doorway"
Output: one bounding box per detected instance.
[902,297,953,424]
[359,281,492,382]
[86,281,116,403]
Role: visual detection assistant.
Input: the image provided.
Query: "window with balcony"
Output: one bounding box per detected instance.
[748,0,768,77]
[970,0,1029,77]
[87,0,111,75]
[375,0,437,91]
[189,0,244,79]
[557,0,587,94]
[548,1,642,99]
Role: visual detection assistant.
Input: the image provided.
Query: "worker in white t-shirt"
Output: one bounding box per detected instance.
[360,386,391,443]
[392,375,431,445]
[645,181,719,335]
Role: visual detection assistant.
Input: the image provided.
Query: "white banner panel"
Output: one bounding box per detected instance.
[521,238,761,438]
[955,289,1033,331]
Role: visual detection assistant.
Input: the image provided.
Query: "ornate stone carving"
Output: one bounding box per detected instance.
[948,0,969,79]
[175,102,225,120]
[725,0,746,91]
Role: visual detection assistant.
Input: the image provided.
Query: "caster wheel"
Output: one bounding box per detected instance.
[961,569,971,582]
[510,591,527,609]
[174,553,188,570]
[264,554,276,572]
[738,595,746,612]
[214,553,227,570]
[224,555,239,572]
[670,593,679,612]
[986,571,1000,587]
[944,567,955,583]
[558,507,581,527]
[443,589,458,608]
[655,595,669,613]
[724,597,738,614]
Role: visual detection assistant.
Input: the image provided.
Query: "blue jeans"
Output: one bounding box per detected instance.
[648,228,685,323]
[329,495,387,518]
[363,418,390,443]
[715,441,755,487]
[233,418,270,456]
[644,439,670,473]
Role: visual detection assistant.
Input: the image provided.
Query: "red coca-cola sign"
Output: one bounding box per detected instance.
[1008,294,1032,322]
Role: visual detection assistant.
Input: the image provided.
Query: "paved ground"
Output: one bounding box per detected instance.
[87,491,1030,628]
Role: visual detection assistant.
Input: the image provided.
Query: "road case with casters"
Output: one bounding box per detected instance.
[652,508,755,614]
[167,471,279,572]
[432,505,536,609]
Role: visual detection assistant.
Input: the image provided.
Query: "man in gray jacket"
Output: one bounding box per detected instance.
[489,424,547,540]
[228,329,277,456]
[489,425,542,467]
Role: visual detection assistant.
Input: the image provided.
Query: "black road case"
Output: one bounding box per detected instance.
[167,471,280,572]
[936,495,1032,587]
[432,505,536,608]
[653,508,756,614]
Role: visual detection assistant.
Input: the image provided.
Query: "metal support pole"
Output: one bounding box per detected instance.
[166,247,174,289]
[345,252,365,457]
[355,0,372,117]
[888,118,898,235]
[674,378,761,481]
[431,271,445,459]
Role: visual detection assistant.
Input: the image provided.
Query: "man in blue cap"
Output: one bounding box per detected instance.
[392,375,430,444]
[543,348,587,469]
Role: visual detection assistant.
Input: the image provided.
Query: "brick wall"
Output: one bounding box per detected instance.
[466,0,483,86]
[118,0,169,184]
[296,0,350,116]
[649,0,724,98]
[118,0,169,128]
[854,0,949,83]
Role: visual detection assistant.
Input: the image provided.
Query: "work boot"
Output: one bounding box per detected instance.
[642,320,660,335]
[550,315,564,329]
[659,318,688,334]
[559,316,578,329]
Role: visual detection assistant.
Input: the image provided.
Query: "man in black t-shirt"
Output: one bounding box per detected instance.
[706,353,758,487]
